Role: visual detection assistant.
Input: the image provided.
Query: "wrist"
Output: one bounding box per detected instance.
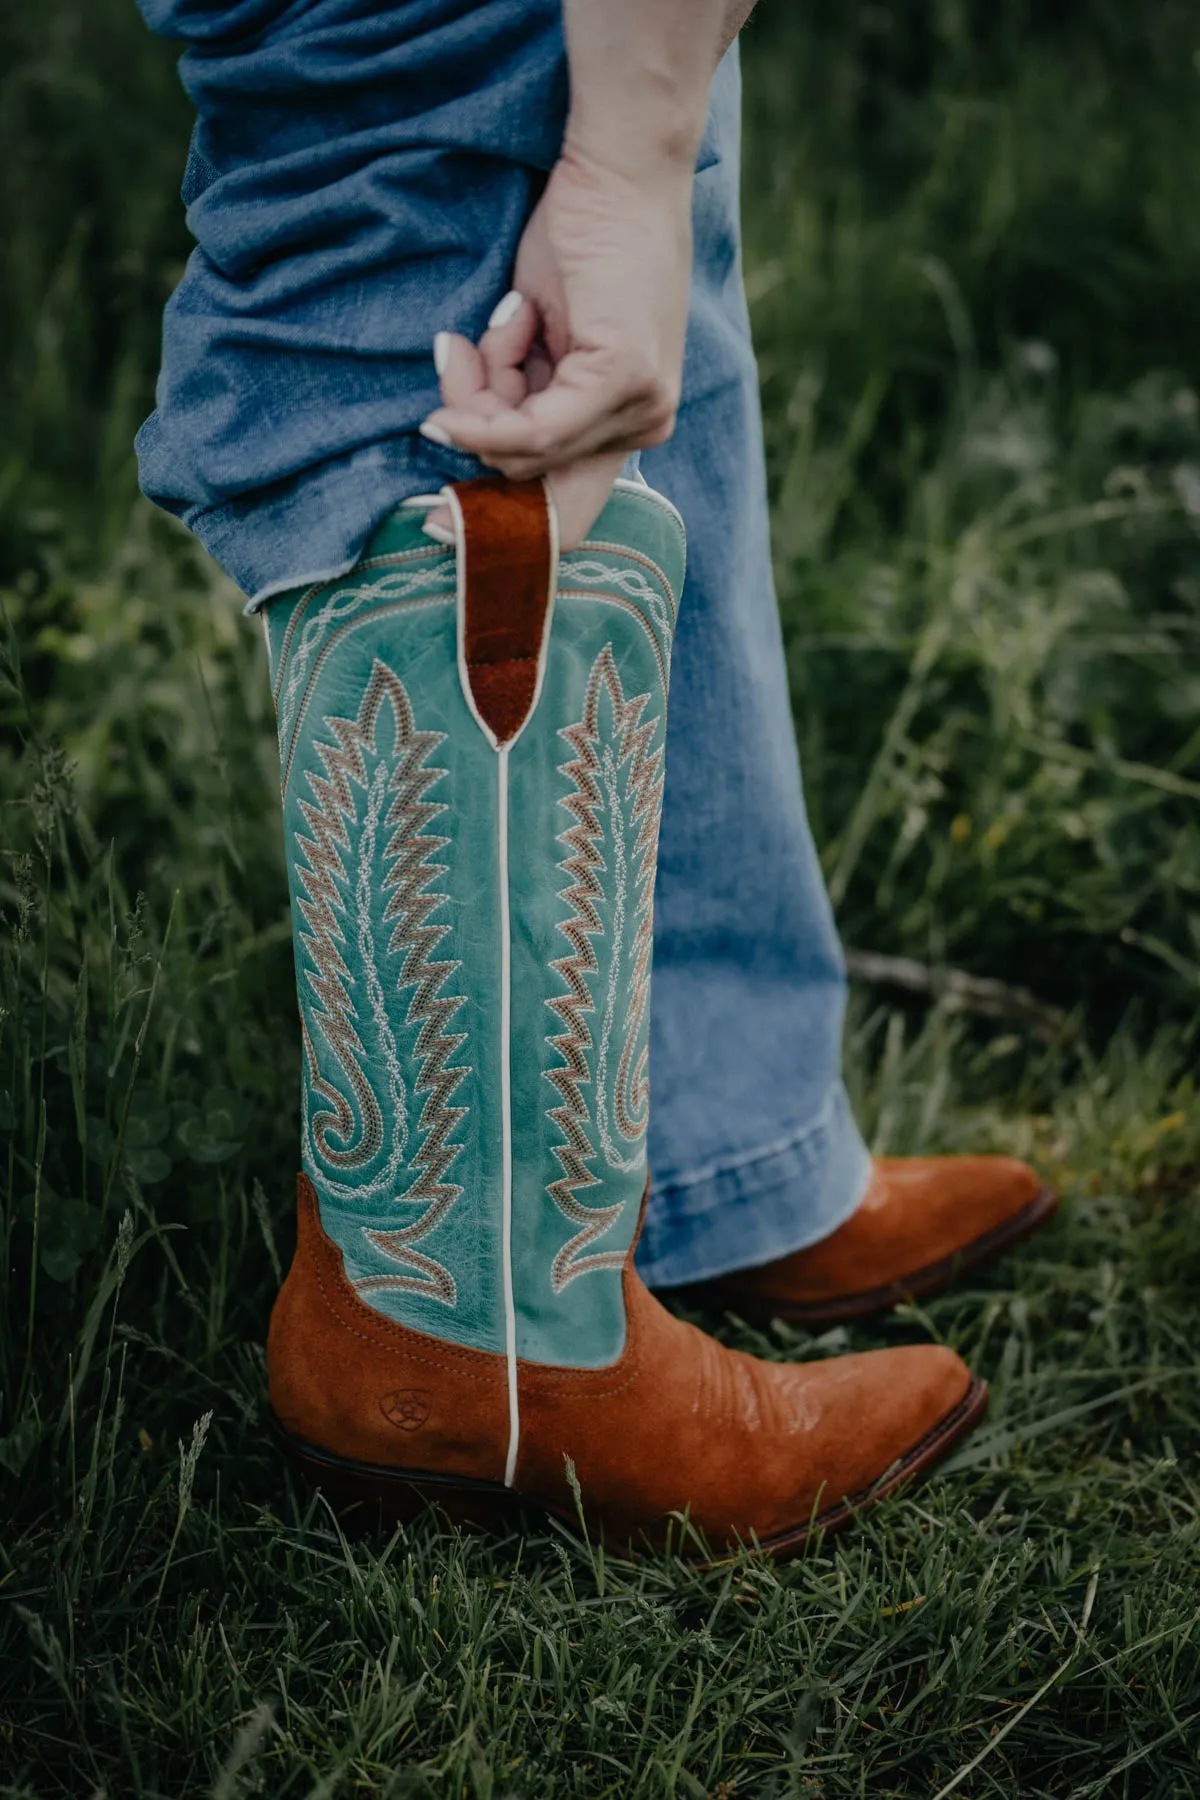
[559,0,723,185]
[559,119,700,195]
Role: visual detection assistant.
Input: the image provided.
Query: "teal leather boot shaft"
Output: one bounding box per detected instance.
[264,480,684,1369]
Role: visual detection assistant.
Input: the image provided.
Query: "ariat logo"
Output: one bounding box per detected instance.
[379,1388,432,1432]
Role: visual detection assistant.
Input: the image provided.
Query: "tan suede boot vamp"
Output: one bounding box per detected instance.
[680,1155,1057,1326]
[270,1179,986,1556]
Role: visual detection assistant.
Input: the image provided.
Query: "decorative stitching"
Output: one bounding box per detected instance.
[543,645,665,1292]
[560,554,675,639]
[594,738,650,1170]
[306,1225,506,1376]
[272,546,448,707]
[292,658,470,1307]
[517,1270,649,1397]
[573,539,680,627]
[277,554,452,740]
[556,592,670,692]
[303,1185,651,1402]
[270,579,325,700]
[607,478,688,555]
[281,591,454,793]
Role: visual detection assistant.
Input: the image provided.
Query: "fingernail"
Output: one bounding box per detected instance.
[419,420,453,447]
[487,289,523,330]
[422,520,456,545]
[433,331,451,376]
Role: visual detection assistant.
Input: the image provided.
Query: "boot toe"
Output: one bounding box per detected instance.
[739,1341,978,1546]
[813,1341,972,1498]
[874,1153,1043,1233]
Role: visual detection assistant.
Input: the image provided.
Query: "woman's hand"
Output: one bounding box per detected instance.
[421,146,694,549]
[418,0,736,548]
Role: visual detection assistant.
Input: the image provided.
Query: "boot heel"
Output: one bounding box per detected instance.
[280,1427,519,1536]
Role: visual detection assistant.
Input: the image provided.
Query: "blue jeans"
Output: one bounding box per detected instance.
[136,1,871,1284]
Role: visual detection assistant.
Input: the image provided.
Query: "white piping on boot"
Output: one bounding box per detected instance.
[443,479,560,1494]
[497,744,520,1487]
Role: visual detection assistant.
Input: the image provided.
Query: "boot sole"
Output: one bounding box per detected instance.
[686,1186,1059,1329]
[274,1374,988,1559]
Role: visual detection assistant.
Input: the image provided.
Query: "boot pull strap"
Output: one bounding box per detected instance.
[444,476,559,751]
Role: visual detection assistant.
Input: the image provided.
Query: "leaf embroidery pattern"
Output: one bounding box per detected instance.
[294,657,469,1306]
[544,644,665,1292]
[275,558,452,749]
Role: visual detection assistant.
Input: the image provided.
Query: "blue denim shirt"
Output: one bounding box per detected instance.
[136,0,570,599]
[135,0,725,603]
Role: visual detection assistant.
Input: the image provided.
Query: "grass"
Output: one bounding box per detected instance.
[2,0,1200,1793]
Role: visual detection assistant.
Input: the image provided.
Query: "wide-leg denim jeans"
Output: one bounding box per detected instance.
[135,2,871,1284]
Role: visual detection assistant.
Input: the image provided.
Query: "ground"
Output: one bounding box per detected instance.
[1,2,1199,1794]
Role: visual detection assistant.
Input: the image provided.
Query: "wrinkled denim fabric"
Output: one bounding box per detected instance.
[136,0,871,1283]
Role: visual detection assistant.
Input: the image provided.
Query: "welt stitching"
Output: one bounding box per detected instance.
[574,542,678,620]
[280,591,453,793]
[272,545,446,704]
[271,581,325,703]
[306,1240,504,1378]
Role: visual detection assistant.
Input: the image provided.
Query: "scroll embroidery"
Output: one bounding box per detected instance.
[294,657,469,1306]
[544,644,665,1290]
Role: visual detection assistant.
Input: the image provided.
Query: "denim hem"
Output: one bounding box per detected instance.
[634,1081,872,1289]
[245,553,365,615]
[170,432,483,606]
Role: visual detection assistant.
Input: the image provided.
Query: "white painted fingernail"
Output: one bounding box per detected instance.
[433,332,451,376]
[422,520,456,545]
[419,420,453,446]
[487,289,523,330]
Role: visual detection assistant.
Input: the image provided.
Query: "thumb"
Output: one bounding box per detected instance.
[544,453,625,550]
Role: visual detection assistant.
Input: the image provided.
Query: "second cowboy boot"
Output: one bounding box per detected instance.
[672,1157,1057,1327]
[264,476,987,1554]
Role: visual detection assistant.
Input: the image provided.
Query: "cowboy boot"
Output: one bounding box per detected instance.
[264,476,987,1554]
[671,1158,1057,1327]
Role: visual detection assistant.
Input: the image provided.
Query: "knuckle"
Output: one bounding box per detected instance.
[643,391,679,442]
[622,358,662,408]
[626,366,679,433]
[524,424,554,459]
[527,423,569,464]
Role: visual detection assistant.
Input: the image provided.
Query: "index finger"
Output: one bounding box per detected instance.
[421,349,674,471]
